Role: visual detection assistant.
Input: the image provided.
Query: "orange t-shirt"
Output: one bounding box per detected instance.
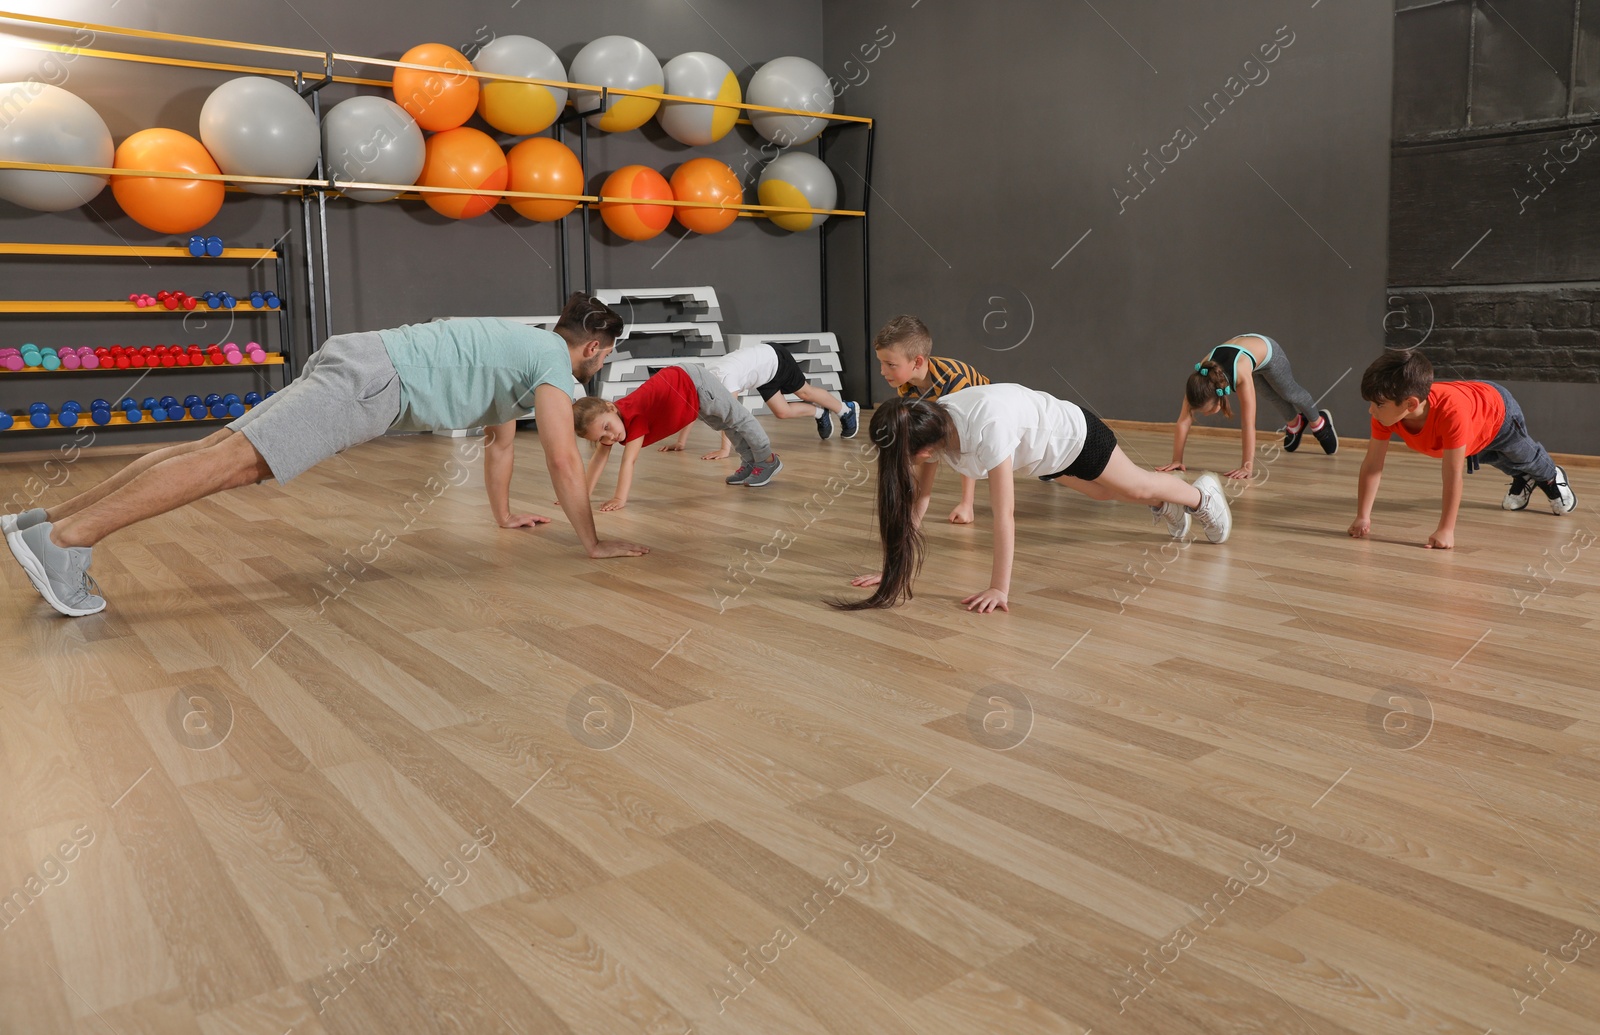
[1369,381,1506,457]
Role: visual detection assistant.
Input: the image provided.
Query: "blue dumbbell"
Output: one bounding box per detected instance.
[206,236,223,258]
[221,293,237,309]
[188,403,208,420]
[244,391,262,406]
[125,407,142,423]
[91,398,109,410]
[222,393,240,406]
[204,393,222,407]
[141,397,158,411]
[249,292,265,309]
[183,394,202,409]
[188,235,207,257]
[0,412,12,431]
[90,407,111,425]
[265,292,281,309]
[30,408,51,428]
[160,395,179,410]
[29,402,48,415]
[118,398,136,410]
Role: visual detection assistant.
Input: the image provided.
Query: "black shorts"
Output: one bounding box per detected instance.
[1039,411,1118,482]
[756,345,808,400]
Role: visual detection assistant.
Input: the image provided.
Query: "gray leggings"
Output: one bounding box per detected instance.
[680,363,772,465]
[1245,335,1320,425]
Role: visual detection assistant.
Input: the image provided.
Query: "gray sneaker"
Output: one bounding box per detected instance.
[726,460,756,485]
[0,507,46,536]
[7,522,106,616]
[1151,501,1191,539]
[1192,473,1233,544]
[745,454,784,487]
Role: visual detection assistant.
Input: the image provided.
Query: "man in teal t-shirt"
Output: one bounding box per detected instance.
[7,293,650,618]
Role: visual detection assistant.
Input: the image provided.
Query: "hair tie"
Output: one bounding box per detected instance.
[1195,362,1206,373]
[1216,386,1233,397]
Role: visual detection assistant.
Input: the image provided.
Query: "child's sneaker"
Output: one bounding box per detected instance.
[1283,415,1306,452]
[815,408,834,440]
[1151,501,1191,539]
[840,401,860,439]
[1192,473,1233,543]
[726,461,756,485]
[1502,474,1534,511]
[1311,409,1338,454]
[7,522,106,616]
[1540,465,1577,515]
[0,507,46,536]
[745,454,783,487]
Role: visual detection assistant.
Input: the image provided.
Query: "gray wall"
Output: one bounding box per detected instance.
[1,0,824,454]
[821,0,1393,445]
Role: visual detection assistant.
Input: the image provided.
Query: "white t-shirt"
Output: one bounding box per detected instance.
[937,383,1088,479]
[695,343,780,396]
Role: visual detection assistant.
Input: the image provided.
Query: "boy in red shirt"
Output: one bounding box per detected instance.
[1350,350,1575,549]
[572,364,782,509]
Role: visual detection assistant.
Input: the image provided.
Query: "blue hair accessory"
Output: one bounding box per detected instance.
[1194,362,1206,373]
[1216,386,1234,397]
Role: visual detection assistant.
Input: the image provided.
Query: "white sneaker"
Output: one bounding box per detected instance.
[1502,474,1534,511]
[1151,501,1191,539]
[1192,473,1233,543]
[1543,466,1577,515]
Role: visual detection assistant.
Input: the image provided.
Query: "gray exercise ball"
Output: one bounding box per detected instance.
[570,35,663,132]
[0,83,114,211]
[474,35,567,135]
[659,52,741,146]
[198,76,320,195]
[321,96,426,203]
[747,56,834,146]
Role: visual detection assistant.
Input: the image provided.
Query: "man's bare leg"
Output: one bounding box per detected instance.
[50,430,272,549]
[46,429,231,523]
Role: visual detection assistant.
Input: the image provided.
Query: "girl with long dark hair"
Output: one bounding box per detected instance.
[838,385,1232,612]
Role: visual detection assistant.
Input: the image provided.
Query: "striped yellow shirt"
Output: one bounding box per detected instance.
[897,356,991,401]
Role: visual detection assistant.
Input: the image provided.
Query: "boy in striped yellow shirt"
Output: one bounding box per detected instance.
[873,315,992,524]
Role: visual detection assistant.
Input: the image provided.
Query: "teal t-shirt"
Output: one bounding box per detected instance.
[379,318,577,432]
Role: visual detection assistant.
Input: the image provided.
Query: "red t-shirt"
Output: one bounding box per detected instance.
[616,366,700,446]
[1370,381,1506,457]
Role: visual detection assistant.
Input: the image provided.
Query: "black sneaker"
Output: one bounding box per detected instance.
[815,408,834,440]
[1502,474,1534,511]
[840,401,860,439]
[1311,409,1338,454]
[1283,417,1305,452]
[746,454,783,487]
[1540,465,1577,515]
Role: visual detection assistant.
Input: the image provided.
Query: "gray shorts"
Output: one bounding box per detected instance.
[228,331,401,483]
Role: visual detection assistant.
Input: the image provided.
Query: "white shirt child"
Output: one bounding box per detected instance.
[937,383,1089,479]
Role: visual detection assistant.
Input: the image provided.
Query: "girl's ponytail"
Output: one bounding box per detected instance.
[1185,359,1234,419]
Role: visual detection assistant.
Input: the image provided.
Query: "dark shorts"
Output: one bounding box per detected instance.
[756,345,808,400]
[1039,411,1118,482]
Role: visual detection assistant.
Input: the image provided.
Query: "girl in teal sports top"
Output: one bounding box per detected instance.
[1159,333,1338,480]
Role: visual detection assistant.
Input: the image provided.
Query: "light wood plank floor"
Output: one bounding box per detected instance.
[3,417,1598,1035]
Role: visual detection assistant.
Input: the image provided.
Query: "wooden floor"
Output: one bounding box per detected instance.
[3,417,1598,1035]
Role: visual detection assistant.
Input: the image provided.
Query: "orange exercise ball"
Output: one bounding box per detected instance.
[111,129,225,234]
[393,44,479,132]
[670,158,742,235]
[418,127,507,219]
[599,165,672,241]
[506,137,583,222]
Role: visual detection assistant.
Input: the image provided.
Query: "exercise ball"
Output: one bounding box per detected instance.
[758,151,835,232]
[670,158,741,235]
[111,129,225,234]
[418,127,507,219]
[393,44,479,132]
[659,52,740,146]
[198,77,320,195]
[0,84,113,211]
[570,36,662,132]
[747,57,834,146]
[321,96,426,202]
[507,137,583,221]
[475,35,567,135]
[599,165,672,241]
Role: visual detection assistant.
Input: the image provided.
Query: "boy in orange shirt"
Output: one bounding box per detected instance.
[873,315,991,524]
[1349,349,1575,549]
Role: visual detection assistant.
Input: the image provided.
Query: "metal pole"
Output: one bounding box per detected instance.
[818,131,829,343]
[276,246,294,379]
[580,105,593,295]
[295,72,320,350]
[861,121,876,408]
[555,124,570,303]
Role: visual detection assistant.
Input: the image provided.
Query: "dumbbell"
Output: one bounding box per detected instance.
[28,402,51,429]
[244,391,262,406]
[0,350,22,372]
[0,412,12,431]
[188,235,207,258]
[206,236,223,257]
[58,401,81,427]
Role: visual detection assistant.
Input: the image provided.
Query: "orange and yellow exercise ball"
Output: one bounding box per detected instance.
[393,44,479,132]
[670,158,742,235]
[111,128,225,234]
[599,165,673,241]
[418,127,507,219]
[507,137,583,222]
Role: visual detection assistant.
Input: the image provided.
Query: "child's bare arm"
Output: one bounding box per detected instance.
[1160,398,1194,471]
[604,438,645,510]
[964,459,1014,613]
[584,444,612,498]
[1430,448,1466,549]
[1349,438,1388,537]
[1230,375,1257,479]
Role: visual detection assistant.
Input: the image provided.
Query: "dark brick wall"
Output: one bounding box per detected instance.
[1384,286,1600,382]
